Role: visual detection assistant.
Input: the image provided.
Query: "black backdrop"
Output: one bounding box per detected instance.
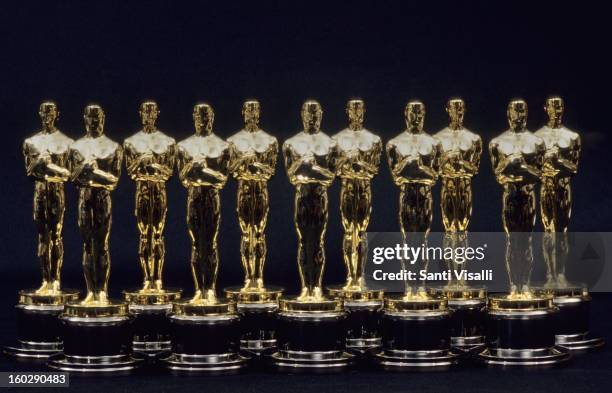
[1,1,611,392]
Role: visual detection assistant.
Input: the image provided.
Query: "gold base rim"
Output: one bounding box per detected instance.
[172,300,236,316]
[63,301,128,317]
[19,289,79,306]
[224,286,283,303]
[279,296,343,313]
[123,288,182,305]
[384,294,448,312]
[488,294,553,311]
[532,284,589,299]
[327,285,384,301]
[428,286,487,301]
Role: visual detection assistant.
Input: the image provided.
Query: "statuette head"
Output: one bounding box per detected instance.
[301,100,322,135]
[39,101,59,130]
[446,98,465,130]
[193,103,214,136]
[139,101,159,131]
[507,99,528,132]
[242,99,261,131]
[545,96,564,128]
[346,99,365,131]
[404,100,425,133]
[84,104,105,137]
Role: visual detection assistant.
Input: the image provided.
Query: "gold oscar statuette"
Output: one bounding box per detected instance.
[5,102,79,360]
[327,99,384,352]
[122,101,181,355]
[374,100,457,370]
[223,100,284,354]
[163,103,248,373]
[282,100,339,306]
[271,100,353,371]
[431,98,486,350]
[123,101,181,305]
[176,103,231,305]
[386,100,441,299]
[224,100,283,303]
[489,99,545,299]
[535,97,603,351]
[49,104,141,372]
[479,99,570,366]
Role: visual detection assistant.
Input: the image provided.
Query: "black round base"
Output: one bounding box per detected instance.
[166,311,246,373]
[273,309,354,372]
[169,313,241,355]
[346,337,382,355]
[269,350,354,373]
[552,295,605,352]
[447,299,486,352]
[60,315,133,357]
[3,341,62,362]
[54,312,138,373]
[377,304,455,371]
[236,302,279,355]
[47,353,143,374]
[485,309,556,349]
[481,298,570,367]
[477,347,571,367]
[556,333,605,352]
[161,353,249,374]
[129,304,173,356]
[344,301,382,353]
[373,349,460,371]
[277,310,347,352]
[381,311,452,352]
[450,336,485,353]
[6,303,66,361]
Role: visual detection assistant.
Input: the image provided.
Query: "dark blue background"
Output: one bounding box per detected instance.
[0,1,611,391]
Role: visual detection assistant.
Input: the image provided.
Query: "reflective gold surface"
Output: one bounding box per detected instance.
[18,289,78,306]
[535,97,581,288]
[488,294,553,311]
[124,101,176,294]
[123,289,181,305]
[227,100,278,294]
[279,297,343,312]
[428,286,486,301]
[63,301,128,318]
[386,101,441,299]
[23,102,73,297]
[384,295,448,312]
[327,286,383,301]
[435,98,482,289]
[225,287,283,303]
[489,99,546,299]
[333,99,382,293]
[177,103,231,304]
[435,98,482,232]
[283,100,339,302]
[69,105,123,306]
[172,300,236,316]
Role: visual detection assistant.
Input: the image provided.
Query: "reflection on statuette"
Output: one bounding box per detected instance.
[283,100,339,302]
[333,99,382,293]
[489,99,545,298]
[434,98,482,287]
[227,100,278,292]
[535,97,581,288]
[177,103,231,304]
[23,102,73,296]
[69,105,123,305]
[386,101,441,299]
[124,102,176,293]
[227,100,278,293]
